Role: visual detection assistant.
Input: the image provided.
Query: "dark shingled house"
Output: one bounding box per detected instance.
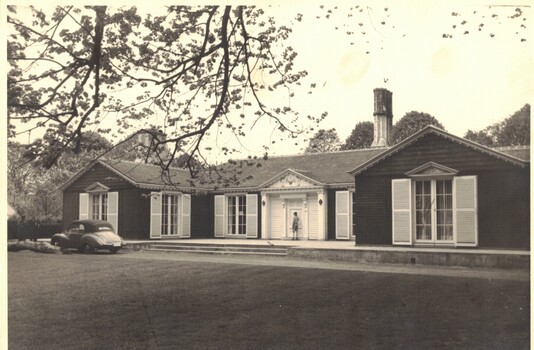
[61,89,530,249]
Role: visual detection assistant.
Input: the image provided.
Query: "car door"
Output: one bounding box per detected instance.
[67,223,85,248]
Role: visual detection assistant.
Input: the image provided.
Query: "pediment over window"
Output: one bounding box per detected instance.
[84,182,110,193]
[405,162,459,177]
[262,169,322,189]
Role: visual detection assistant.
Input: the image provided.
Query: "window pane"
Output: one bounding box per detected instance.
[436,180,443,195]
[416,181,422,193]
[423,181,430,194]
[445,180,452,194]
[228,196,236,234]
[161,195,168,235]
[102,194,108,221]
[445,210,453,225]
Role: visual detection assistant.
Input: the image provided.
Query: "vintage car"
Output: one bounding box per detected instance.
[51,220,124,253]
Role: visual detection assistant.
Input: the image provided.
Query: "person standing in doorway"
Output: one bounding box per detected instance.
[292,212,300,240]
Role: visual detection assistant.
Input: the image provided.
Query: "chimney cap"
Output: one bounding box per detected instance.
[373,87,392,93]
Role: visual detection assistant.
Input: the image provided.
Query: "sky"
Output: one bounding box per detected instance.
[234,0,532,158]
[4,0,533,162]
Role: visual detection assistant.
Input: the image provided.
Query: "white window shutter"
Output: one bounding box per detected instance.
[214,195,225,237]
[246,194,258,238]
[392,179,412,245]
[181,194,191,238]
[335,191,350,240]
[150,192,162,239]
[107,192,119,233]
[454,176,478,247]
[79,193,89,220]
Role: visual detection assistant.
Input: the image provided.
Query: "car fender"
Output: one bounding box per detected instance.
[51,233,68,245]
[80,234,104,248]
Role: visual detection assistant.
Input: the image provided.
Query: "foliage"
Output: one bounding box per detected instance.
[391,111,445,144]
[442,6,528,42]
[8,136,111,220]
[498,104,530,146]
[464,104,530,147]
[304,128,340,153]
[7,4,529,187]
[8,5,324,182]
[340,121,374,150]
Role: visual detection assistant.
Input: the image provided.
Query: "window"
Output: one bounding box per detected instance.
[227,196,246,235]
[161,194,179,236]
[414,179,453,243]
[91,193,108,221]
[392,174,477,247]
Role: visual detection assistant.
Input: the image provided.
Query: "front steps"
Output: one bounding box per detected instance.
[145,242,288,257]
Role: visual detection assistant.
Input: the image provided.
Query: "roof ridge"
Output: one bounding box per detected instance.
[102,159,190,172]
[492,145,530,150]
[227,146,388,162]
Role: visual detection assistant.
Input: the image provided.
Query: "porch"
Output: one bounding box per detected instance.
[124,239,530,270]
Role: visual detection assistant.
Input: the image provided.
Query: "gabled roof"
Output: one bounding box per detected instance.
[492,146,530,162]
[61,127,528,193]
[348,125,529,176]
[103,160,193,189]
[60,159,196,191]
[61,148,386,192]
[219,147,386,190]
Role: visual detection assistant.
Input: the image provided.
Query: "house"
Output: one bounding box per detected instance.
[350,126,530,249]
[61,88,530,249]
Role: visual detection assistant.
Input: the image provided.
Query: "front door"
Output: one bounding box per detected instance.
[414,179,453,244]
[287,207,303,239]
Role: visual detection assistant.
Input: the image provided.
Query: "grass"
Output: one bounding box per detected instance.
[8,250,530,349]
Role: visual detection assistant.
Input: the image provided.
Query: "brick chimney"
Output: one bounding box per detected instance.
[371,88,393,147]
[136,129,167,163]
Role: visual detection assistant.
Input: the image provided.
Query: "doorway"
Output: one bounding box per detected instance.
[287,207,303,239]
[414,179,453,244]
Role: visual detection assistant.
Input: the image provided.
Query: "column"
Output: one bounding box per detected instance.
[317,190,326,241]
[261,193,268,240]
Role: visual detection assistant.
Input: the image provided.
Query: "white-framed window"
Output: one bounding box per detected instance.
[414,179,453,243]
[392,173,477,247]
[91,193,108,221]
[227,195,246,235]
[80,189,118,232]
[214,194,258,238]
[161,193,180,236]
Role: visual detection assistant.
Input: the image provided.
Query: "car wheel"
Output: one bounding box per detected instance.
[51,239,59,246]
[81,243,95,254]
[109,247,119,254]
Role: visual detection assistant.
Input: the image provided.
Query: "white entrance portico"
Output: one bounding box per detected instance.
[260,169,327,240]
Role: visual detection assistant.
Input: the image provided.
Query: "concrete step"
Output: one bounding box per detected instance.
[151,242,290,249]
[144,243,288,256]
[146,247,287,256]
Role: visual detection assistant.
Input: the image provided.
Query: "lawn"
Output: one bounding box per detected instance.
[8,250,530,349]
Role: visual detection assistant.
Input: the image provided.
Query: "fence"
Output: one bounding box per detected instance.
[7,219,63,241]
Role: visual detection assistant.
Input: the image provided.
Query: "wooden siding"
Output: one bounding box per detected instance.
[118,189,151,239]
[308,194,319,239]
[64,163,135,192]
[477,169,530,248]
[191,194,214,238]
[354,176,392,245]
[254,192,262,239]
[327,189,336,240]
[354,135,530,249]
[269,196,283,239]
[362,133,525,177]
[62,192,79,230]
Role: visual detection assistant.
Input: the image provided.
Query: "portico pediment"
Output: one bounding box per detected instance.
[405,162,459,177]
[84,182,110,193]
[261,169,323,189]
